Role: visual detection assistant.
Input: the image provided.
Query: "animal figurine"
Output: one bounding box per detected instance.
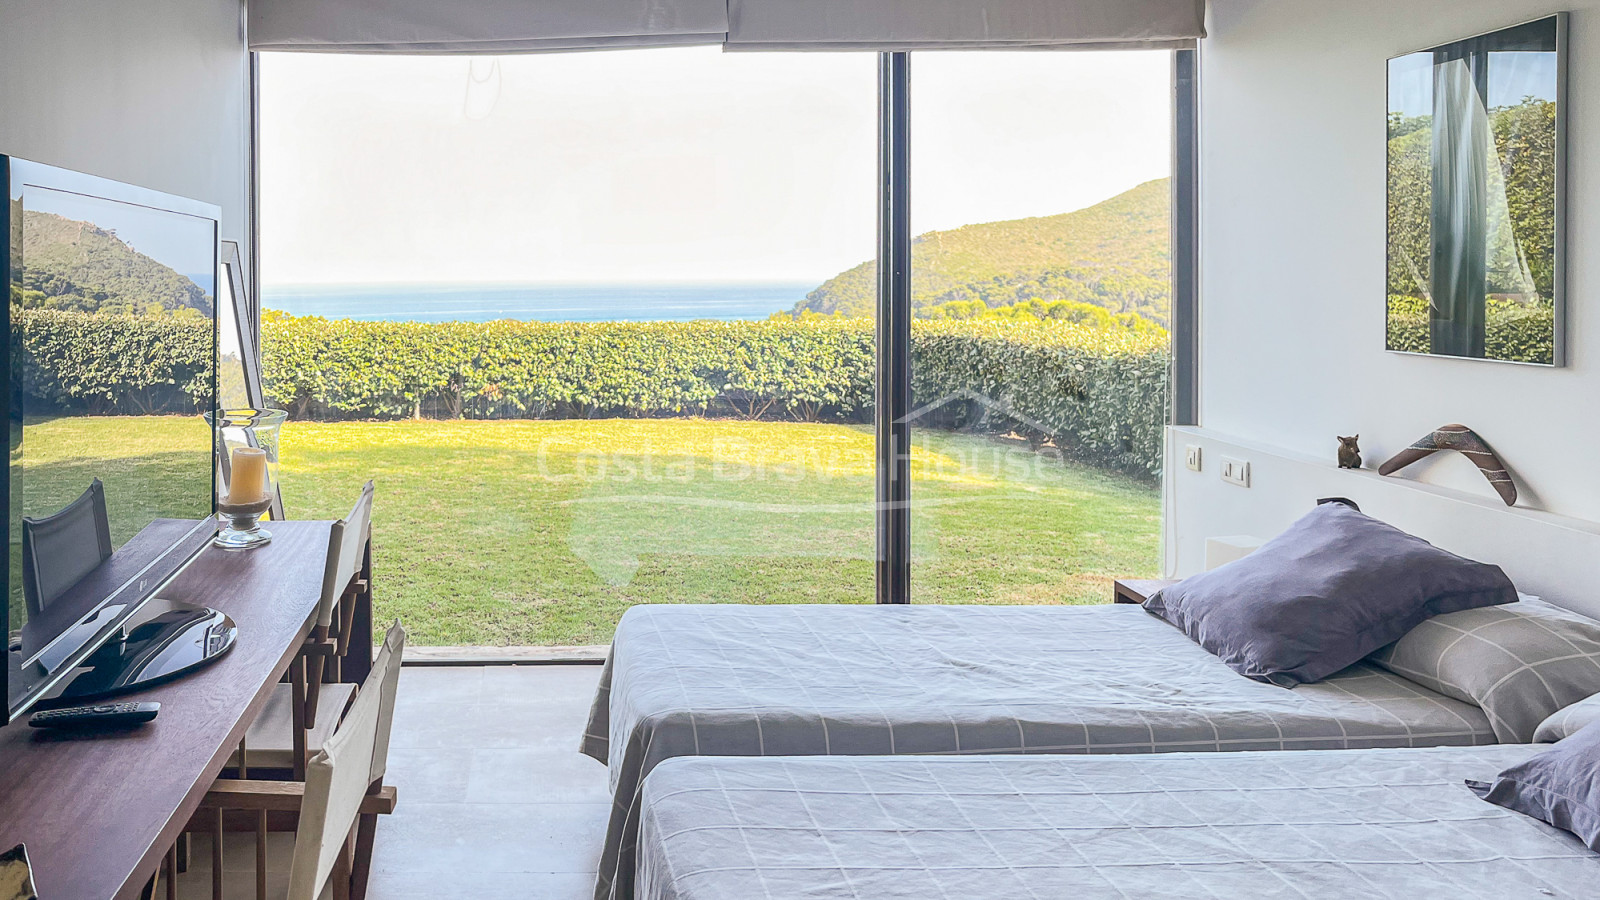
[1336,435,1362,470]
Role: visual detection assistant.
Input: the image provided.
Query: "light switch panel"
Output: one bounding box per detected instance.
[1219,456,1250,488]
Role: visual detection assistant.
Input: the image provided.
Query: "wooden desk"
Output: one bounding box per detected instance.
[0,520,334,900]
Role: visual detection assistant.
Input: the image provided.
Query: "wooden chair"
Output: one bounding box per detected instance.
[167,620,405,900]
[321,481,377,689]
[229,481,375,779]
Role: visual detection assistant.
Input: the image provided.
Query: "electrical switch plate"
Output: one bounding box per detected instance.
[1220,456,1251,488]
[1184,445,1202,472]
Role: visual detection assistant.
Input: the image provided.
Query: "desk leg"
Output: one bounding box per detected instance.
[343,539,375,685]
[165,844,178,900]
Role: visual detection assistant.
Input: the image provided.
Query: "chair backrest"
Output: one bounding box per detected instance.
[286,619,405,900]
[21,478,113,617]
[366,617,405,788]
[316,481,374,628]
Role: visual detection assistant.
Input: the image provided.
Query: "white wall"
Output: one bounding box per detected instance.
[1194,1,1600,522]
[0,0,251,252]
[1163,428,1600,617]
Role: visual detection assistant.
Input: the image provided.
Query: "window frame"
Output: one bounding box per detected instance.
[871,49,1198,602]
[246,47,1200,605]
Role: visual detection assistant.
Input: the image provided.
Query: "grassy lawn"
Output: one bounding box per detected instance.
[13,417,1160,646]
[279,419,1160,645]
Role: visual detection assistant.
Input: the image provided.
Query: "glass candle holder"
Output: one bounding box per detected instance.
[204,408,287,550]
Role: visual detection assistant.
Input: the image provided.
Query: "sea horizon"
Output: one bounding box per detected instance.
[260,280,816,323]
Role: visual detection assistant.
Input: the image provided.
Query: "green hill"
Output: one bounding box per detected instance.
[11,205,212,317]
[795,178,1172,325]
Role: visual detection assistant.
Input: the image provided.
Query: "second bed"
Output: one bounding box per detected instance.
[582,603,1498,899]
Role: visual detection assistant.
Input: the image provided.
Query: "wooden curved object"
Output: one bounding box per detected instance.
[1378,424,1516,506]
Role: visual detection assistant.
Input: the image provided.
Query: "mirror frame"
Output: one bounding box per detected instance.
[220,240,286,520]
[1384,13,1568,367]
[219,241,266,409]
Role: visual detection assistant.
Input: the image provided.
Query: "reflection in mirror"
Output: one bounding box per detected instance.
[217,266,251,410]
[218,242,253,410]
[1386,15,1564,365]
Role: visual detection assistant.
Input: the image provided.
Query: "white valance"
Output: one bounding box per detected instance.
[249,0,1205,53]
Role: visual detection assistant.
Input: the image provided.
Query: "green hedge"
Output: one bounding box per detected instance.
[909,319,1169,475]
[14,309,1171,476]
[261,314,880,423]
[1386,294,1555,364]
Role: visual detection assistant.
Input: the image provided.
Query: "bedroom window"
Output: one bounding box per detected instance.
[256,45,1191,641]
[901,51,1174,604]
[258,49,878,647]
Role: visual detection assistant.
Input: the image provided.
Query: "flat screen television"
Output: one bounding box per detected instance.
[4,156,221,724]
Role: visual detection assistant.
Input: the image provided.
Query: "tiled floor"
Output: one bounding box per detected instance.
[175,664,610,900]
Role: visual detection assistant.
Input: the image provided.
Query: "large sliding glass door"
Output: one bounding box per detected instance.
[874,50,1177,604]
[257,45,1190,640]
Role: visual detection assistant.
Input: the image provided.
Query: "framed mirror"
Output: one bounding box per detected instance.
[1386,14,1565,365]
[218,241,263,411]
[219,240,285,520]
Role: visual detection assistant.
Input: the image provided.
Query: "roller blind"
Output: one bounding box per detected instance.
[249,0,1205,53]
[248,0,731,53]
[725,0,1207,51]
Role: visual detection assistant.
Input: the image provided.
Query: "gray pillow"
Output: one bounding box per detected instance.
[1536,693,1600,743]
[1145,502,1517,686]
[1470,720,1600,851]
[1370,596,1600,743]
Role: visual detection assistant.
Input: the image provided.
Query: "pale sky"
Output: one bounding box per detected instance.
[259,47,1172,286]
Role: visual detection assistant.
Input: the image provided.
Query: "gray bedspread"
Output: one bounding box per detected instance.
[637,746,1596,900]
[582,603,1496,899]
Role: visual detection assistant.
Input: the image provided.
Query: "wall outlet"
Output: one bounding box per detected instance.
[1219,456,1251,488]
[1184,445,1203,472]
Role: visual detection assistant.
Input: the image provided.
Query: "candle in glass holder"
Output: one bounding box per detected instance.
[228,446,268,505]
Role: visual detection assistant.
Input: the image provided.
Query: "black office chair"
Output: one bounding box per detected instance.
[21,478,114,618]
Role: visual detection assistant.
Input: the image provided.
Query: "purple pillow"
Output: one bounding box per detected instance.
[1145,502,1517,685]
[1471,720,1600,850]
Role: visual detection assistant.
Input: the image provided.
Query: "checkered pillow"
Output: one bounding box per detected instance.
[1371,596,1600,742]
[1534,691,1600,743]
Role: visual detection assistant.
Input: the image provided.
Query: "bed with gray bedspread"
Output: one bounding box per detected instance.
[581,604,1496,900]
[636,746,1596,900]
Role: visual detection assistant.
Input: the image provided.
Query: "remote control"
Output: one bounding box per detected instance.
[28,701,160,731]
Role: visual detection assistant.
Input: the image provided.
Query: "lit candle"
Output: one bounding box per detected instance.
[228,446,268,505]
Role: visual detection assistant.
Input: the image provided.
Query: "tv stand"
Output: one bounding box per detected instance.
[37,599,237,707]
[0,520,360,899]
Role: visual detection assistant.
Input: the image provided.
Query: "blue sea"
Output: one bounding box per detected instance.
[260,282,814,323]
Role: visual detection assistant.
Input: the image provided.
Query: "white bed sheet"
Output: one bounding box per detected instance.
[638,746,1595,900]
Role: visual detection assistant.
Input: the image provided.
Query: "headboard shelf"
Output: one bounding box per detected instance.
[1167,426,1600,619]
